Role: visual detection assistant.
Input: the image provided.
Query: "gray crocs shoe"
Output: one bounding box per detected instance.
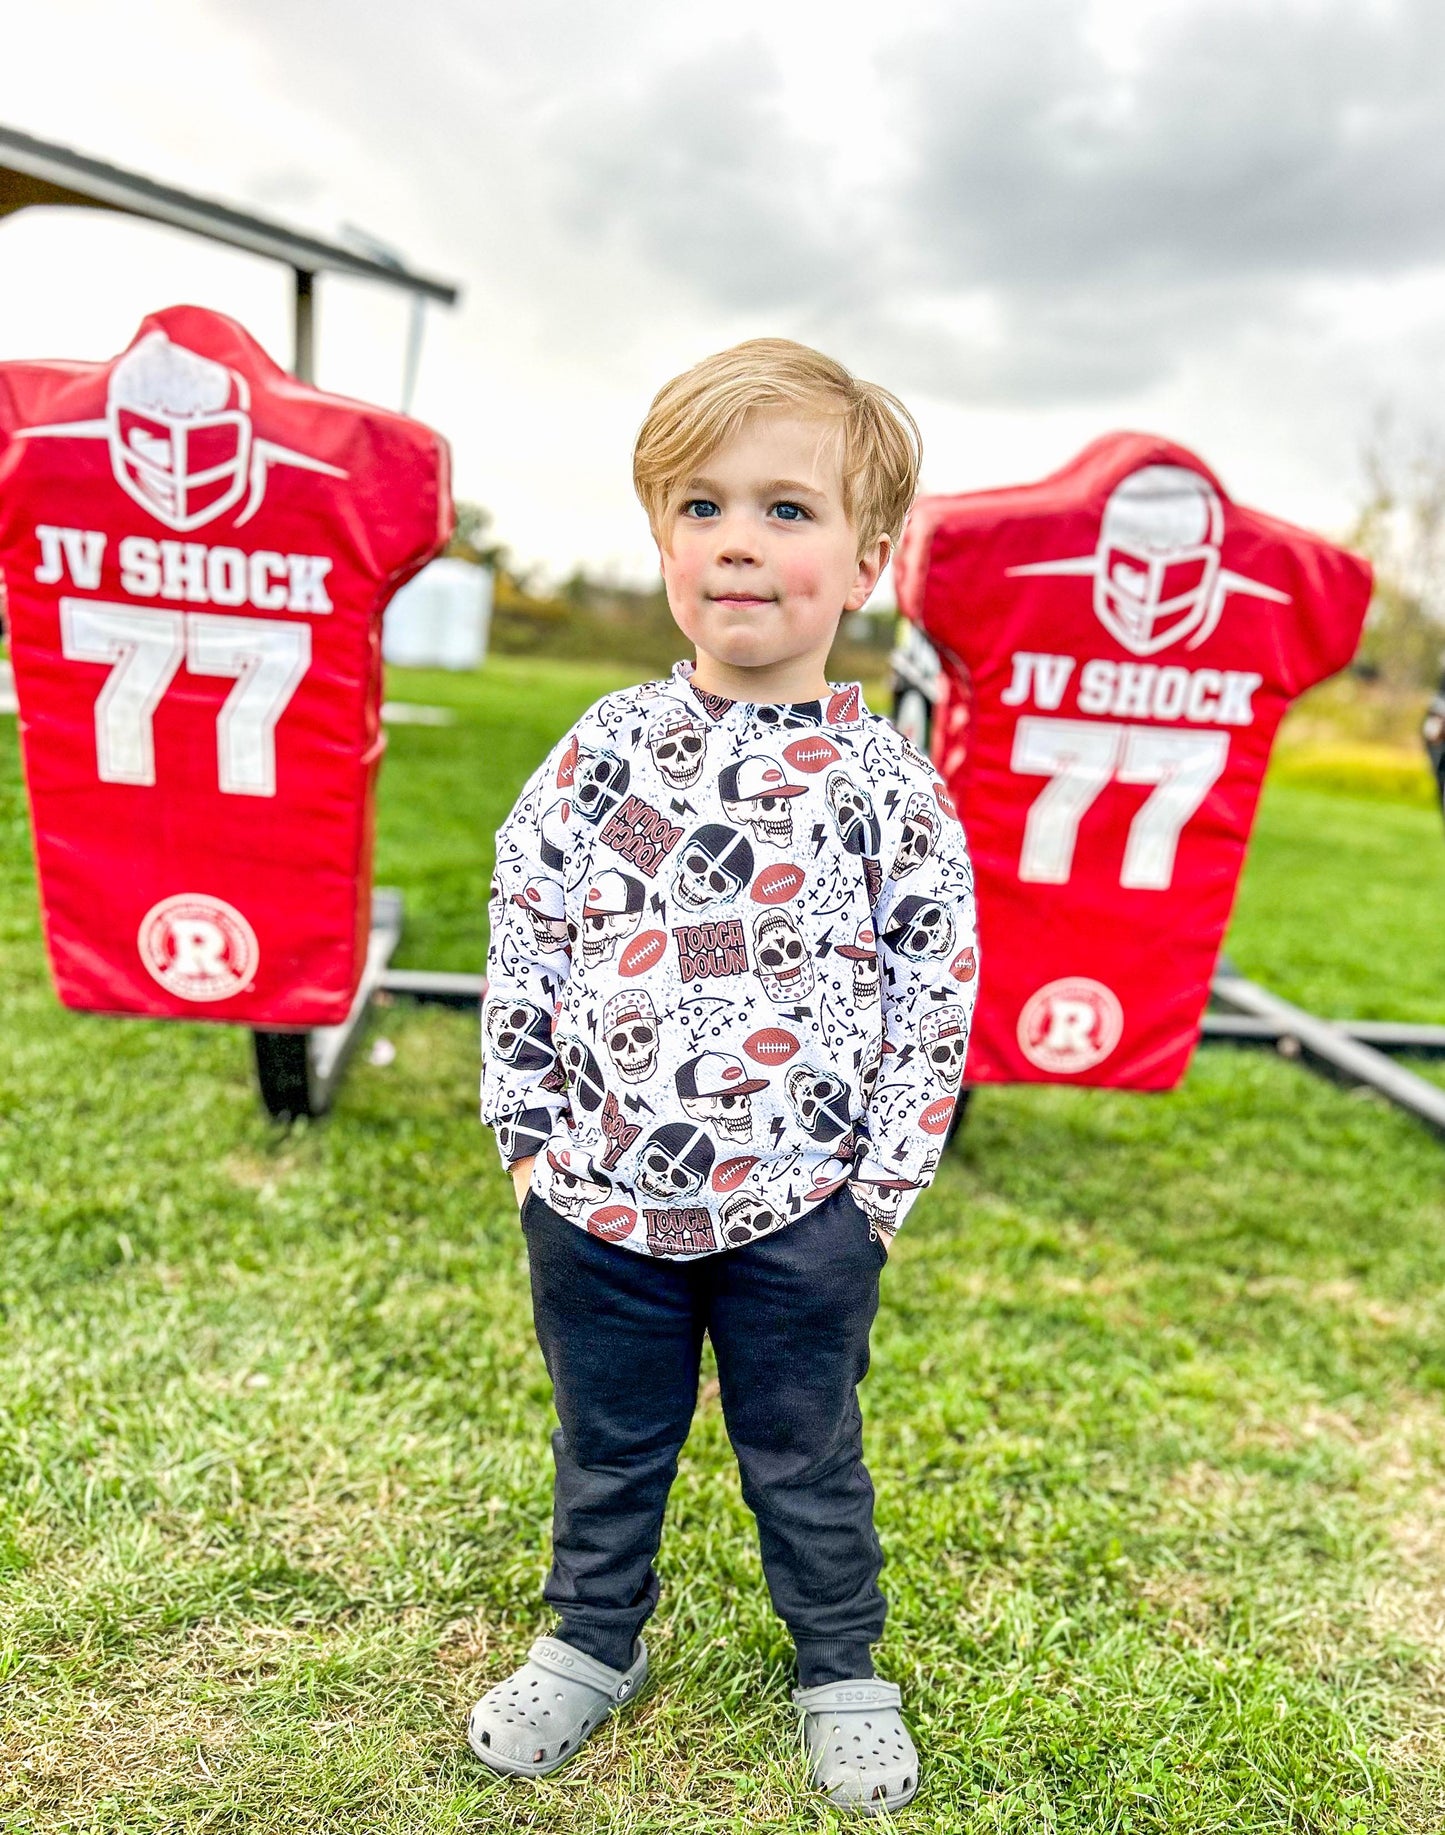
[793,1677,919,1814]
[466,1634,647,1777]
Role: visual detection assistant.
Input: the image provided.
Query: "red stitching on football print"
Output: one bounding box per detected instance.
[587,1204,637,1241]
[712,1155,759,1192]
[743,1027,800,1065]
[783,735,841,774]
[750,863,804,904]
[919,1097,957,1135]
[618,929,667,976]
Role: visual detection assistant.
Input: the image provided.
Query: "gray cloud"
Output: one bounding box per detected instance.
[544,0,1445,401]
[548,41,858,312]
[219,0,1445,409]
[893,0,1445,290]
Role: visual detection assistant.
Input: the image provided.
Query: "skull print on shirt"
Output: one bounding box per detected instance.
[481,658,979,1259]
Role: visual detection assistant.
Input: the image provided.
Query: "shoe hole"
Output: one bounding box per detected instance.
[479,1730,490,1748]
[904,1776,914,1791]
[560,1740,570,1753]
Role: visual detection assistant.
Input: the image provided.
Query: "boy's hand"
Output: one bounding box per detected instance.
[510,1156,537,1211]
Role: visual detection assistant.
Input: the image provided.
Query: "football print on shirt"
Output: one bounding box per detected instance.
[480,658,979,1259]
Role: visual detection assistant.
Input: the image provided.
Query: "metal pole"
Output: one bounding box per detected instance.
[401,294,425,414]
[255,262,318,1116]
[1211,969,1445,1137]
[293,268,315,382]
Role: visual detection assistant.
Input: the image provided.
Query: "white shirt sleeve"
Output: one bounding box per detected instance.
[848,766,978,1238]
[479,726,584,1168]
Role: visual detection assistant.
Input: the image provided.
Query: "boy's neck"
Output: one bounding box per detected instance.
[687,651,834,705]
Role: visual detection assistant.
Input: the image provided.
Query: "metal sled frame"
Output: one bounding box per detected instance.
[259,658,1445,1128]
[1204,964,1445,1136]
[253,889,404,1119]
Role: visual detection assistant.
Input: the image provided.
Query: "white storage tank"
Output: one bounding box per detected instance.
[383,556,493,669]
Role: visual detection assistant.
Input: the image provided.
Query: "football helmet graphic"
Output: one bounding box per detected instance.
[107,333,254,531]
[1008,463,1288,657]
[19,329,345,533]
[1092,465,1223,654]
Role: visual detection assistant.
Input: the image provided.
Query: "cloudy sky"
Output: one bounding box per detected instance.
[2,0,1442,591]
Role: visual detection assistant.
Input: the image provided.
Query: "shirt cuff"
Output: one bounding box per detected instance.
[486,1101,562,1169]
[846,1170,928,1241]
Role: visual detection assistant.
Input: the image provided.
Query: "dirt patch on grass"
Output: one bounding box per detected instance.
[0,1614,467,1827]
[223,1147,300,1194]
[1134,1570,1228,1650]
[1369,1466,1445,1673]
[1,1676,247,1825]
[1238,1273,1435,1334]
[1161,1458,1264,1511]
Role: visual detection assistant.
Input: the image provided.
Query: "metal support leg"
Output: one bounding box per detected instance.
[1209,968,1445,1137]
[1423,671,1445,827]
[293,268,315,382]
[943,1086,972,1149]
[253,889,404,1120]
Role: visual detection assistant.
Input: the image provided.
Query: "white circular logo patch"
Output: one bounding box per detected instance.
[138,894,259,1003]
[1017,976,1123,1074]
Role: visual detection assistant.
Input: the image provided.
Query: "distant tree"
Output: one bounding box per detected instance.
[1351,418,1445,692]
[560,566,593,610]
[447,501,511,575]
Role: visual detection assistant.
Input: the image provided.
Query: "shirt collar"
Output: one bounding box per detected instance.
[669,657,865,728]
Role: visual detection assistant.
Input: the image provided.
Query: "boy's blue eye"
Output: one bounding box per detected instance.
[683,499,719,519]
[772,501,809,522]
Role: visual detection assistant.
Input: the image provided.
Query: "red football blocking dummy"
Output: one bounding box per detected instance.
[894,432,1372,1090]
[0,305,453,1025]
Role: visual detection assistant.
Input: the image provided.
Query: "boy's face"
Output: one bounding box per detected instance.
[657,412,888,700]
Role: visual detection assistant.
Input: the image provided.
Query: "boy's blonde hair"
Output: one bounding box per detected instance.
[633,338,922,557]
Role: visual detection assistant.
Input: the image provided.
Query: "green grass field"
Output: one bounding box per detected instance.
[2,655,1444,1833]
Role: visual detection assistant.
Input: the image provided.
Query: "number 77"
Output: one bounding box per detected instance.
[60,598,311,797]
[1011,714,1229,890]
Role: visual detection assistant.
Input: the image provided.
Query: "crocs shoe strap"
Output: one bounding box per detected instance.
[527,1636,642,1702]
[792,1678,902,1713]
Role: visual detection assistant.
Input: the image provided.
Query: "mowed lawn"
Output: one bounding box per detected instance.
[2,653,1445,1834]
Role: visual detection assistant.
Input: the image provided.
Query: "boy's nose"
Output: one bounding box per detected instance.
[712,515,762,564]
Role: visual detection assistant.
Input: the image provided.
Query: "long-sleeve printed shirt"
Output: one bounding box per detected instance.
[481,657,978,1258]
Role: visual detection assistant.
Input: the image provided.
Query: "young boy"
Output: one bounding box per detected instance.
[473,339,977,1812]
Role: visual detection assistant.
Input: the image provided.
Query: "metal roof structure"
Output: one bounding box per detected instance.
[0,123,459,379]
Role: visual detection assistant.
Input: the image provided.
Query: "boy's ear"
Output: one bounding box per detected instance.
[844,534,891,614]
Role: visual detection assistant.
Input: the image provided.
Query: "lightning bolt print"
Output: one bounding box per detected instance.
[480,660,977,1263]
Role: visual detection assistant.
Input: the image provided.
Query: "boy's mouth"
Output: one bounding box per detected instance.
[709,593,774,607]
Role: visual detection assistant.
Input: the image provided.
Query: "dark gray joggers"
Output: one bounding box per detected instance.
[522,1181,888,1687]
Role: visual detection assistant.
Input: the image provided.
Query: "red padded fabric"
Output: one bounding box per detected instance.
[0,305,451,1025]
[894,432,1371,1089]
